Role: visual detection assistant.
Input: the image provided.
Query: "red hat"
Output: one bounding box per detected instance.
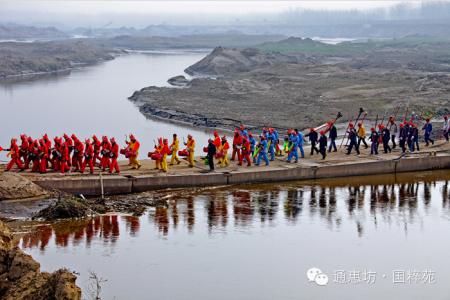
[85,139,91,144]
[110,137,116,143]
[213,130,218,137]
[92,135,98,141]
[222,135,227,140]
[426,118,430,122]
[320,130,325,135]
[10,138,17,143]
[399,123,404,128]
[130,134,136,140]
[309,128,314,132]
[27,136,33,142]
[358,122,362,126]
[349,123,354,128]
[370,127,375,131]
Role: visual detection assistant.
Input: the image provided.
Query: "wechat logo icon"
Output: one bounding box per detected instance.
[307,267,329,286]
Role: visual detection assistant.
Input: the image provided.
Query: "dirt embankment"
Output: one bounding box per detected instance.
[0,173,49,201]
[129,37,450,131]
[0,220,81,299]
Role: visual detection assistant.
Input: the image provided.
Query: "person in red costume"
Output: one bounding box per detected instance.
[101,136,111,171]
[109,137,120,174]
[5,138,24,171]
[19,134,28,166]
[38,139,48,173]
[30,140,40,173]
[82,139,95,174]
[213,130,221,149]
[71,135,84,172]
[240,137,252,167]
[52,137,62,171]
[231,130,243,162]
[25,136,34,169]
[92,135,102,167]
[59,138,70,174]
[43,133,52,168]
[63,134,73,167]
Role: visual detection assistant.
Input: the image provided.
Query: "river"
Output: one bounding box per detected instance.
[0,51,211,160]
[17,171,450,300]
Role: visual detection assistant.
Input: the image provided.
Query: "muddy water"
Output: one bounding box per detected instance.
[17,171,450,300]
[0,51,210,160]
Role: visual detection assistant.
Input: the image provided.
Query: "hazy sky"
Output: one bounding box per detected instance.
[0,0,429,27]
[1,1,406,14]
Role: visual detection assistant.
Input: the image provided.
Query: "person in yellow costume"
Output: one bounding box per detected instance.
[161,139,171,172]
[169,133,180,165]
[219,135,230,167]
[357,122,368,149]
[185,134,195,167]
[128,134,141,169]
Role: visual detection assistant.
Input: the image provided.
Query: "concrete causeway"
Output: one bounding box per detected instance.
[10,140,449,196]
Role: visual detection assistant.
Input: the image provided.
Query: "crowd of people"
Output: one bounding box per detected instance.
[2,114,449,174]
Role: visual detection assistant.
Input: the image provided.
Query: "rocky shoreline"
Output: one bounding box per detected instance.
[0,220,81,299]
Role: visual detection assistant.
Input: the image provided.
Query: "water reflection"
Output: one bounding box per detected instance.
[20,177,450,251]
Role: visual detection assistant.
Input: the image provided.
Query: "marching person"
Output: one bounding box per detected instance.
[357,122,368,149]
[92,135,102,167]
[185,134,195,167]
[170,133,181,165]
[128,134,141,169]
[240,137,251,167]
[231,130,243,162]
[369,127,379,155]
[206,139,216,171]
[286,131,299,163]
[398,123,407,153]
[294,129,305,158]
[319,130,328,160]
[346,123,360,155]
[160,139,171,172]
[388,116,398,149]
[81,139,95,174]
[381,125,392,153]
[328,122,338,152]
[255,135,269,166]
[109,137,120,174]
[5,138,24,172]
[220,136,231,167]
[422,118,434,146]
[306,128,320,156]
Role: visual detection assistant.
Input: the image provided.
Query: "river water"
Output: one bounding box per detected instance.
[0,51,211,160]
[18,171,450,300]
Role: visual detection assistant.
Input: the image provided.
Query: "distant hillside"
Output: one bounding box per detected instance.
[0,23,67,40]
[99,34,286,50]
[0,40,114,78]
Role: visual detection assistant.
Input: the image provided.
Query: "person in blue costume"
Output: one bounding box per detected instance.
[294,128,305,158]
[255,135,269,166]
[267,129,275,161]
[249,133,257,163]
[286,131,299,163]
[422,118,434,146]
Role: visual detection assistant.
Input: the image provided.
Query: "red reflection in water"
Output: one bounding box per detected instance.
[20,216,128,251]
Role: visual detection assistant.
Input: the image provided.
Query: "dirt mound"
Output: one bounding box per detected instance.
[0,220,81,299]
[34,198,90,220]
[0,173,48,200]
[185,46,299,75]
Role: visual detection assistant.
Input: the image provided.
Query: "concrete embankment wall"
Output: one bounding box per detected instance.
[33,155,450,196]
